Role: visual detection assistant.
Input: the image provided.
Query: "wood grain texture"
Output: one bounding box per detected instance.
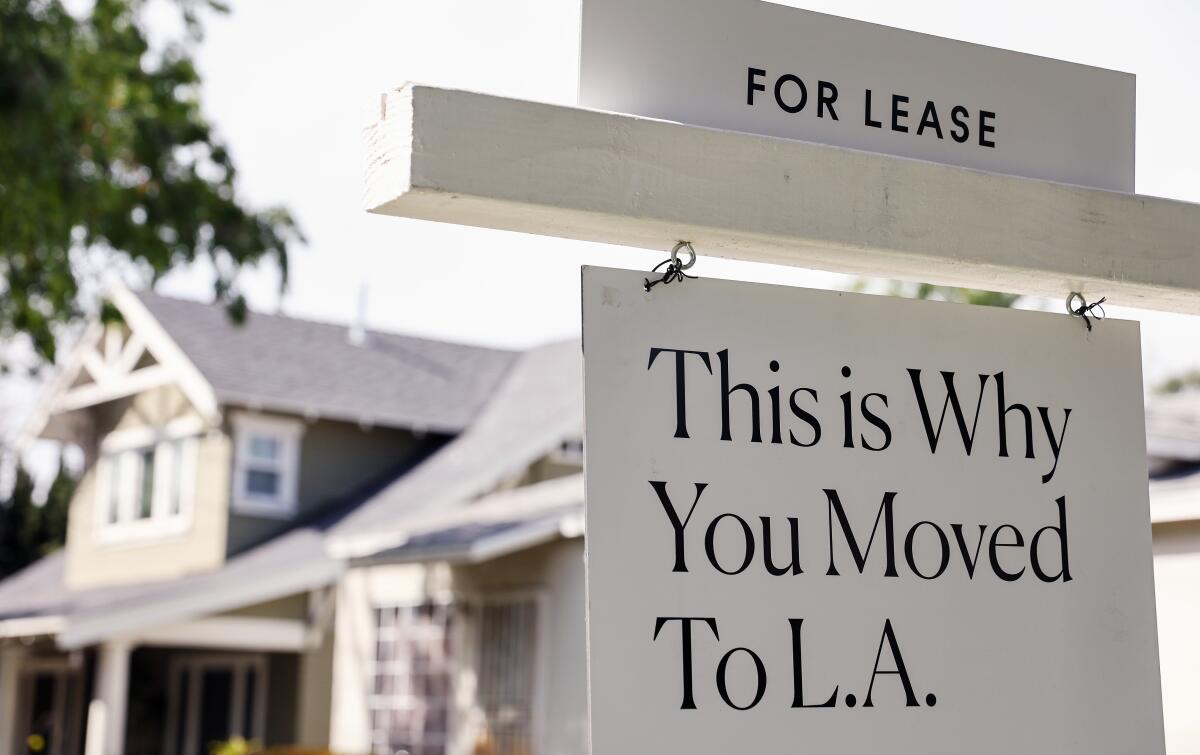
[365,83,1200,312]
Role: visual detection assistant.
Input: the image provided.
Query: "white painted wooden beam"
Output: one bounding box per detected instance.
[365,84,1200,312]
[127,617,310,653]
[55,363,173,413]
[0,615,66,639]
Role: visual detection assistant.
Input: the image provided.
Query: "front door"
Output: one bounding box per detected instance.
[164,655,266,755]
[14,660,83,755]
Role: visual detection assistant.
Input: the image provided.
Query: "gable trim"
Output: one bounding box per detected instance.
[19,285,222,448]
[108,286,220,423]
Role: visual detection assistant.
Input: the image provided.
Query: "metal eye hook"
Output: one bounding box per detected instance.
[1066,292,1106,332]
[670,241,697,271]
[644,241,699,292]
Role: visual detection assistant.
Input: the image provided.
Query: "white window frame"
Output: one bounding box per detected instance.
[230,413,304,519]
[94,416,202,546]
[368,599,457,755]
[163,653,267,755]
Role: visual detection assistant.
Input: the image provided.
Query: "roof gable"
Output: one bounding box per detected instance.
[23,287,220,444]
[136,291,517,433]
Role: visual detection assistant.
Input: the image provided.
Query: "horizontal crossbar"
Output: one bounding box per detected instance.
[364,84,1200,313]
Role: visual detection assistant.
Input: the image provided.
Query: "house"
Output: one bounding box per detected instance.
[1146,392,1200,754]
[0,288,587,755]
[4,286,1200,755]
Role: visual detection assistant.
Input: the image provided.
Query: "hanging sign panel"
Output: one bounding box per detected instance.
[579,0,1135,192]
[582,266,1163,753]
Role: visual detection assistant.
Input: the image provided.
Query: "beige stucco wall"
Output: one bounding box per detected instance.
[1153,520,1200,754]
[296,614,336,748]
[64,386,231,590]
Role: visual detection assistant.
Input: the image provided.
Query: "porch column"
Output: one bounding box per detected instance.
[0,646,28,755]
[84,641,131,755]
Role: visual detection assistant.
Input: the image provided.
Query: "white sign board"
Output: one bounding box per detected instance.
[579,1,1135,191]
[582,267,1163,753]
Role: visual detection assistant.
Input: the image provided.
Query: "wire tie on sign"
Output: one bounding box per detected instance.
[644,241,698,292]
[1066,292,1107,332]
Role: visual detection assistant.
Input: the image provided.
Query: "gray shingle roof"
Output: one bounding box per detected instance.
[329,338,583,551]
[0,552,144,621]
[136,291,518,433]
[353,473,584,565]
[59,524,339,648]
[0,524,340,648]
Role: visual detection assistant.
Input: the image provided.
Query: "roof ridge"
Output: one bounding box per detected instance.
[132,288,524,433]
[135,288,516,355]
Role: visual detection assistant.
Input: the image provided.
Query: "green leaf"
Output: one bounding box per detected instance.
[0,0,301,363]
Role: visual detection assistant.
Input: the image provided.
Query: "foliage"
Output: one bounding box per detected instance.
[1156,369,1200,395]
[209,738,259,755]
[0,0,301,365]
[0,465,37,578]
[0,456,74,578]
[39,453,73,551]
[872,280,1021,308]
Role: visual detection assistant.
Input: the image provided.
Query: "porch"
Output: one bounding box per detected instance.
[0,609,331,755]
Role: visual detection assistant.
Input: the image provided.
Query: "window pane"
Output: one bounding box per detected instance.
[30,673,58,753]
[136,449,155,520]
[370,603,454,755]
[242,667,257,738]
[108,456,122,524]
[248,434,280,462]
[174,668,191,755]
[245,469,280,497]
[198,669,234,751]
[169,439,186,516]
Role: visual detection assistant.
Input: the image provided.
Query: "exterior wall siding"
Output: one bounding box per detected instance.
[64,386,230,590]
[296,619,336,748]
[222,594,309,621]
[225,417,426,556]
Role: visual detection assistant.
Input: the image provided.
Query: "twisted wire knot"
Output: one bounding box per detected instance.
[1067,293,1106,332]
[644,258,697,291]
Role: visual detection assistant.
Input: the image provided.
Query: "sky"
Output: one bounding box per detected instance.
[6,0,1200,463]
[162,0,1200,370]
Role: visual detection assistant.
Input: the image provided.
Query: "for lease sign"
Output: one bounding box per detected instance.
[579,1,1135,192]
[582,267,1163,753]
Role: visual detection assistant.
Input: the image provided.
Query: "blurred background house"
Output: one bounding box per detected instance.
[0,291,586,755]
